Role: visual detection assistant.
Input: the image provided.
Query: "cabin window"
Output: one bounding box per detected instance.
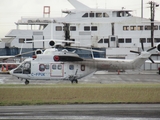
[82,13,88,17]
[56,26,62,31]
[126,38,132,43]
[96,13,102,17]
[104,39,109,43]
[155,38,160,43]
[81,65,85,71]
[84,26,90,31]
[69,65,74,70]
[98,39,103,43]
[58,65,62,70]
[19,38,25,43]
[145,25,151,30]
[118,38,124,43]
[52,65,56,70]
[140,38,146,43]
[90,12,94,17]
[123,26,129,31]
[70,26,76,31]
[39,64,45,72]
[130,26,137,31]
[45,64,49,69]
[137,26,143,30]
[91,26,97,31]
[103,13,109,17]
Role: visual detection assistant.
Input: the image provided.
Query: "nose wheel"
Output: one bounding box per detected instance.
[25,79,29,85]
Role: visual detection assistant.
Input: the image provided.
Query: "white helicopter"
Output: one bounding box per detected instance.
[9,40,160,84]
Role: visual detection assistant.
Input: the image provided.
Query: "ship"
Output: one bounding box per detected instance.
[1,0,160,70]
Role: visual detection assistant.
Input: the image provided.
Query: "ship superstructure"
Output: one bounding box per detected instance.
[1,0,160,70]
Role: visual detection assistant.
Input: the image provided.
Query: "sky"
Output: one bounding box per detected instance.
[0,0,160,38]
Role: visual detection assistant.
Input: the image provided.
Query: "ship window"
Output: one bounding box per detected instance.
[126,38,132,43]
[154,25,158,30]
[82,13,88,17]
[69,65,74,70]
[117,11,124,17]
[98,39,103,43]
[19,38,25,43]
[111,37,115,41]
[70,26,76,31]
[90,12,94,17]
[137,26,143,30]
[140,38,146,43]
[130,26,137,31]
[26,39,33,43]
[145,25,151,30]
[56,26,62,31]
[103,13,109,17]
[96,13,102,17]
[84,26,90,31]
[123,26,129,31]
[91,26,97,31]
[147,38,151,43]
[118,38,124,43]
[155,38,160,43]
[104,39,109,43]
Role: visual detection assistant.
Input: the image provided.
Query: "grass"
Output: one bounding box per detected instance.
[0,83,160,105]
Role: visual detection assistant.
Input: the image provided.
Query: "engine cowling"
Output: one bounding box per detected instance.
[156,43,160,52]
[35,49,43,55]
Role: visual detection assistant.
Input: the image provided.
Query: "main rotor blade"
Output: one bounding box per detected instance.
[149,57,154,63]
[130,50,140,55]
[147,46,156,52]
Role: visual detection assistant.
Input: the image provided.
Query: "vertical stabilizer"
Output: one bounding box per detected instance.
[68,0,90,10]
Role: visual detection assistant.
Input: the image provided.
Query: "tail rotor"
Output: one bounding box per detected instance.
[130,40,156,63]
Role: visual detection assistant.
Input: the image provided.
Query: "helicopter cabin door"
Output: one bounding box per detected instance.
[50,63,64,77]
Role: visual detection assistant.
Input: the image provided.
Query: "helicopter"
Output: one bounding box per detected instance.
[9,40,160,84]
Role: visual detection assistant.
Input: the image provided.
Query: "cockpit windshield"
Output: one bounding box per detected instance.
[13,61,31,74]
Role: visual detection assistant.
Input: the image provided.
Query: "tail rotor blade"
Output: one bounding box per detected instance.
[147,46,156,52]
[149,57,155,63]
[141,40,144,51]
[130,50,140,55]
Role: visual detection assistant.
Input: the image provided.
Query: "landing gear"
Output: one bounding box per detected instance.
[25,79,29,85]
[71,79,78,84]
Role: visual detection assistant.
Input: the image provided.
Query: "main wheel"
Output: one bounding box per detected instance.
[25,79,29,85]
[71,79,78,84]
